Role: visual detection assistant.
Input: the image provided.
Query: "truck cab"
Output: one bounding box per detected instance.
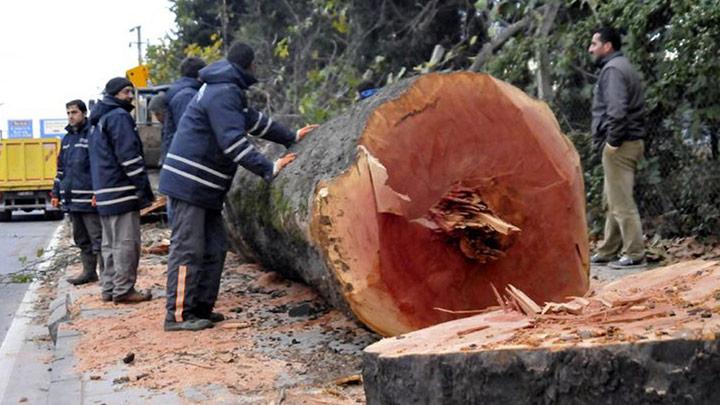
[0,138,63,220]
[132,84,169,169]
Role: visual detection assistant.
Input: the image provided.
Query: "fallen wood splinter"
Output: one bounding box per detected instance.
[140,195,167,216]
[456,325,490,337]
[219,321,252,329]
[177,359,213,369]
[333,374,363,386]
[506,284,542,315]
[433,307,494,315]
[490,283,507,312]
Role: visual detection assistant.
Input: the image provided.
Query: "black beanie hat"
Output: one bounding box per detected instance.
[180,57,206,78]
[227,42,255,70]
[104,77,134,96]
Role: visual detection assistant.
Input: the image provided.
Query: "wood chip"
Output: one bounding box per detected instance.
[456,325,489,337]
[219,321,251,329]
[490,283,507,311]
[177,359,213,369]
[140,195,167,216]
[333,374,362,386]
[433,307,495,315]
[506,284,542,315]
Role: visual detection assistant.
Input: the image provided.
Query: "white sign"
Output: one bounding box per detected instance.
[40,119,67,138]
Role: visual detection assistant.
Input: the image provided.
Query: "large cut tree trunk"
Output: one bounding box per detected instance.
[362,260,720,404]
[224,72,589,336]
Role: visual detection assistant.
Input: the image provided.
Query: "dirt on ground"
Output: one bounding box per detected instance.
[61,223,377,403]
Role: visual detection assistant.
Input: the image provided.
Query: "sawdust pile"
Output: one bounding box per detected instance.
[63,249,376,402]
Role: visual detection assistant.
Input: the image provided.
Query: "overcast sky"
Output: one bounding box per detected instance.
[0,0,176,137]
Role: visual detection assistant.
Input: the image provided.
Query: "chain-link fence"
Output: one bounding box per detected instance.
[554,100,720,239]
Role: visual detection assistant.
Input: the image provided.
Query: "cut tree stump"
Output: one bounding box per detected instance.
[363,260,720,404]
[224,72,589,336]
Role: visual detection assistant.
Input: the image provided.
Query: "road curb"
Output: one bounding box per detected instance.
[0,222,65,403]
[48,292,70,344]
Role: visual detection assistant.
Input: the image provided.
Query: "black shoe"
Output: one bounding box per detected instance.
[590,254,617,264]
[67,272,99,285]
[101,294,112,302]
[608,256,647,269]
[164,317,214,332]
[198,312,225,323]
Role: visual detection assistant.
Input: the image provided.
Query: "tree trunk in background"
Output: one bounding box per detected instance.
[535,1,560,101]
[224,72,589,336]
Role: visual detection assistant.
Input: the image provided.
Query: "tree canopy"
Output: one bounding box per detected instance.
[147,0,720,237]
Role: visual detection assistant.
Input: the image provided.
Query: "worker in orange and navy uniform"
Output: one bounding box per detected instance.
[159,41,317,332]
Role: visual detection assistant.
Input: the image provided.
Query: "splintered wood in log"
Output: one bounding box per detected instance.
[424,184,520,263]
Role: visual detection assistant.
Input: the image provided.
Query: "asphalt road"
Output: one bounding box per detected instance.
[0,211,61,346]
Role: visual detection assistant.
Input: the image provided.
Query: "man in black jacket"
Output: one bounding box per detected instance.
[52,100,103,285]
[89,77,155,303]
[159,42,316,331]
[160,57,206,223]
[588,27,646,269]
[161,56,206,162]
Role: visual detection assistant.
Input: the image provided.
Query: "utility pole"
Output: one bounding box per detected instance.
[221,0,229,53]
[129,25,143,65]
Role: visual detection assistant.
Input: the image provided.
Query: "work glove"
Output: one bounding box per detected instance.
[273,153,297,177]
[51,197,60,208]
[295,124,319,142]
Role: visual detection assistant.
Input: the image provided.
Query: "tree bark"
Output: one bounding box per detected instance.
[224,72,589,336]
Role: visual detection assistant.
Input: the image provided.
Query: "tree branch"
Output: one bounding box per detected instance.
[468,5,547,72]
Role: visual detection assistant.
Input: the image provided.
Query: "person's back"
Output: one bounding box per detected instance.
[160,59,296,209]
[161,57,206,160]
[159,41,317,332]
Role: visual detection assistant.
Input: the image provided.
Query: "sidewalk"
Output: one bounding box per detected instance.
[11,220,693,404]
[45,222,376,404]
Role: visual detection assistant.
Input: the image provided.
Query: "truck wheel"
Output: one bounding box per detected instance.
[0,211,11,222]
[45,211,64,221]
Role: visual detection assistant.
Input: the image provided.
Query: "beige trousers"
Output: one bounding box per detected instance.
[595,140,645,260]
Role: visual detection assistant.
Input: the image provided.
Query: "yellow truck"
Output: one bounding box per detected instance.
[0,138,63,221]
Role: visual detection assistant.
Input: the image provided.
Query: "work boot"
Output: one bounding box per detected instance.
[164,316,214,332]
[198,312,225,323]
[67,253,99,285]
[113,288,152,304]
